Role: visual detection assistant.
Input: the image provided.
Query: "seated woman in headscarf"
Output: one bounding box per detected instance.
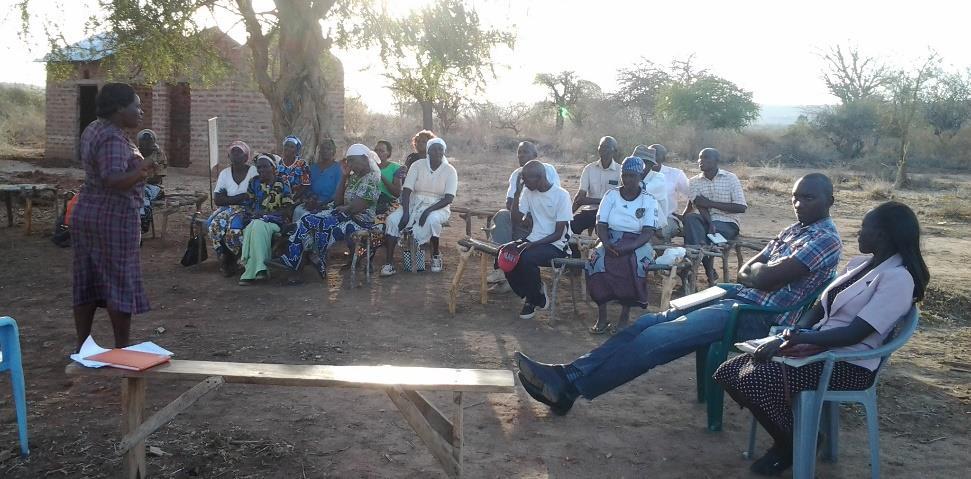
[137,129,168,233]
[381,137,457,275]
[713,201,929,476]
[277,135,311,199]
[585,156,663,334]
[208,140,258,276]
[269,144,381,283]
[237,153,295,285]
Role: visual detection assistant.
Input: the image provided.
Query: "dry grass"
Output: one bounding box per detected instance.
[937,195,971,222]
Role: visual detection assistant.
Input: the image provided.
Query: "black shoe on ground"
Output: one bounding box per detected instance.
[519,303,537,319]
[750,444,792,476]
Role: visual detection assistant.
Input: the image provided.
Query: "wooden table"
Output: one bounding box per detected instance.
[0,183,59,235]
[66,360,515,478]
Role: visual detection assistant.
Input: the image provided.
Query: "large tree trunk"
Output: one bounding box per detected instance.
[239,0,339,162]
[420,101,434,131]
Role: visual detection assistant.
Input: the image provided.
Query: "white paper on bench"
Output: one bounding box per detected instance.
[69,335,174,368]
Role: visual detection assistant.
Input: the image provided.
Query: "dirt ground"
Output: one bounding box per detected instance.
[1,151,970,478]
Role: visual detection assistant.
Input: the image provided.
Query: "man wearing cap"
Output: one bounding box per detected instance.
[572,136,621,235]
[489,141,561,291]
[649,144,691,240]
[502,160,573,319]
[631,145,668,226]
[684,147,747,284]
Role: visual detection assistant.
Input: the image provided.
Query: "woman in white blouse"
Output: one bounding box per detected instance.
[207,140,257,276]
[585,156,663,334]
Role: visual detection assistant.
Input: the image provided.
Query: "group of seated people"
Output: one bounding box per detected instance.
[206,130,456,285]
[200,129,928,475]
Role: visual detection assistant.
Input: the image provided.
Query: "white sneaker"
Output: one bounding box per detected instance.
[486,268,506,284]
[431,255,444,273]
[380,264,397,277]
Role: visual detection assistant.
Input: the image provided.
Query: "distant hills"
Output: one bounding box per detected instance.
[755,105,825,126]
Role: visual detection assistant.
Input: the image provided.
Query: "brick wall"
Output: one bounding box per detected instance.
[44,35,345,173]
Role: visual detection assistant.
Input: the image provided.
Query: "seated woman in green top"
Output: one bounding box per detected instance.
[270,144,382,282]
[374,139,405,214]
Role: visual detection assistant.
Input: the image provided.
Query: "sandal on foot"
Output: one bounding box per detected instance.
[589,322,611,335]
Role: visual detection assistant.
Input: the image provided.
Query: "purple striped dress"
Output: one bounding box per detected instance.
[71,118,150,314]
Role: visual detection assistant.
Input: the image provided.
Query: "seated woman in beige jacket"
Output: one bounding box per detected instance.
[714,201,930,476]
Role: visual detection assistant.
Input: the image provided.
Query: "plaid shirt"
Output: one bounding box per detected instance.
[79,118,145,209]
[736,217,842,325]
[689,169,746,226]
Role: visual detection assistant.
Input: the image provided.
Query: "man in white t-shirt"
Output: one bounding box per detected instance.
[492,141,560,245]
[382,138,458,275]
[650,144,690,239]
[572,136,621,234]
[503,160,573,319]
[630,144,668,224]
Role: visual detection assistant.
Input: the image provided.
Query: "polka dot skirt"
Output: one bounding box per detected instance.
[714,354,875,435]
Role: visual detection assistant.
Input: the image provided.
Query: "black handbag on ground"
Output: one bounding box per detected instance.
[181,212,208,266]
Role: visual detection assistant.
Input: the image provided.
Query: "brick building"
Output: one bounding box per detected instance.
[44,30,344,176]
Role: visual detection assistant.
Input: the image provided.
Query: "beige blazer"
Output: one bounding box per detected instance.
[815,254,915,370]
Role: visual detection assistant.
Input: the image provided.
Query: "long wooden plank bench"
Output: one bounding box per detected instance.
[0,183,60,235]
[148,192,207,240]
[66,360,515,478]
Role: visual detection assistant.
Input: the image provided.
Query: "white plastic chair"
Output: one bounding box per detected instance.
[746,306,920,479]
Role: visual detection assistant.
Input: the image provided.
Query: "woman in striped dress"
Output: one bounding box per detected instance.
[71,83,155,352]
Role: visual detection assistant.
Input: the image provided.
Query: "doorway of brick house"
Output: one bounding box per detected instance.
[167,82,191,167]
[77,85,98,157]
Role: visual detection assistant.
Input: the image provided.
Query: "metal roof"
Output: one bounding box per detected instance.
[42,33,114,63]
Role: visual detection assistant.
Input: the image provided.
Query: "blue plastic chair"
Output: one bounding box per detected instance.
[0,316,29,457]
[745,306,920,479]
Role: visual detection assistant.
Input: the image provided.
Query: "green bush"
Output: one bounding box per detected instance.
[0,83,45,151]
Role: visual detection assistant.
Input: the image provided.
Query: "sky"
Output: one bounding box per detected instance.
[3,0,971,113]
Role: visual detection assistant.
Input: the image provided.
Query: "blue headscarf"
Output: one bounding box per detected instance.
[282,135,303,156]
[621,156,645,175]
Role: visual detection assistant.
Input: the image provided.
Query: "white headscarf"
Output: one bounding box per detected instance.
[345,143,381,176]
[425,138,447,162]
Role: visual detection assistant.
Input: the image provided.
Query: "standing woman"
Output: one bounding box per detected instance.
[71,83,155,351]
[585,156,663,334]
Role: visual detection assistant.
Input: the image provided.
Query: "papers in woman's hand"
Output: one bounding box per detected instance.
[735,335,780,354]
[707,232,728,245]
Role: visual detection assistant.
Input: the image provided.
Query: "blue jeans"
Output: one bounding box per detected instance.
[571,285,775,399]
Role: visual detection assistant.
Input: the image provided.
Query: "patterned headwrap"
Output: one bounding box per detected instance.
[254,152,278,168]
[621,156,646,175]
[282,135,303,155]
[229,140,251,160]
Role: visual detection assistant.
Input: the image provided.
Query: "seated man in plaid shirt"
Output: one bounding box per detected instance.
[514,173,842,415]
[683,147,748,285]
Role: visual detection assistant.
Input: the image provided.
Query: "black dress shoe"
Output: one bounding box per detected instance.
[518,373,575,416]
[514,352,577,413]
[750,445,792,476]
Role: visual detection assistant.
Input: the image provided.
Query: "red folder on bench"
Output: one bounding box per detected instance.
[86,349,171,371]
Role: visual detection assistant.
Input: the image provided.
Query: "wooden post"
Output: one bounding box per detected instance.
[24,196,32,235]
[122,378,147,479]
[449,246,472,314]
[658,269,677,311]
[452,392,464,477]
[4,193,12,227]
[478,252,488,305]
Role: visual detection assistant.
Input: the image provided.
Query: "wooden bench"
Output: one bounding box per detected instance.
[66,361,515,478]
[709,237,770,282]
[450,206,497,240]
[148,192,207,240]
[1,183,59,235]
